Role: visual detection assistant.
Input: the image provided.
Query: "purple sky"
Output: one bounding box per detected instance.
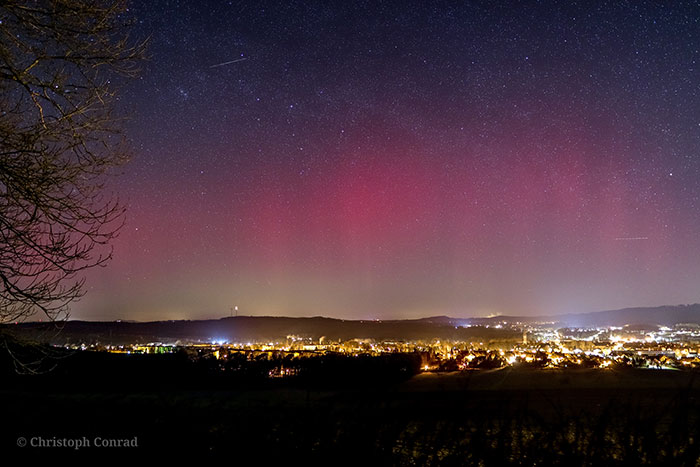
[72,1,700,321]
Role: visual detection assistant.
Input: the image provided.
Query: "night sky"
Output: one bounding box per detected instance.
[75,1,700,321]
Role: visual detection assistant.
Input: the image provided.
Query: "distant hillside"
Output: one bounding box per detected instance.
[555,304,700,327]
[1,316,520,345]
[3,304,698,345]
[464,304,700,328]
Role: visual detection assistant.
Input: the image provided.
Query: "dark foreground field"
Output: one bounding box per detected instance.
[3,350,700,464]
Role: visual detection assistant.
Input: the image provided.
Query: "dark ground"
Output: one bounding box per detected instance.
[3,349,700,465]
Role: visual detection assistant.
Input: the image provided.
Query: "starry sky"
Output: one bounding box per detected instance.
[74,0,700,321]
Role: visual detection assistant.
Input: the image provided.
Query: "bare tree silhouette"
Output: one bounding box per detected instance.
[0,1,145,324]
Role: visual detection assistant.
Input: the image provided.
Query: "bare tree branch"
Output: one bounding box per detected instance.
[0,0,145,324]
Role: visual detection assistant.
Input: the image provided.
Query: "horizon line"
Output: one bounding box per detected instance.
[8,302,700,325]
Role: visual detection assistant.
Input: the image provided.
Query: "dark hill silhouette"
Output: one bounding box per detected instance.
[555,303,700,327]
[464,304,700,327]
[3,304,699,345]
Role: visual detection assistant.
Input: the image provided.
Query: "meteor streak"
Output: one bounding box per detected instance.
[209,57,248,68]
